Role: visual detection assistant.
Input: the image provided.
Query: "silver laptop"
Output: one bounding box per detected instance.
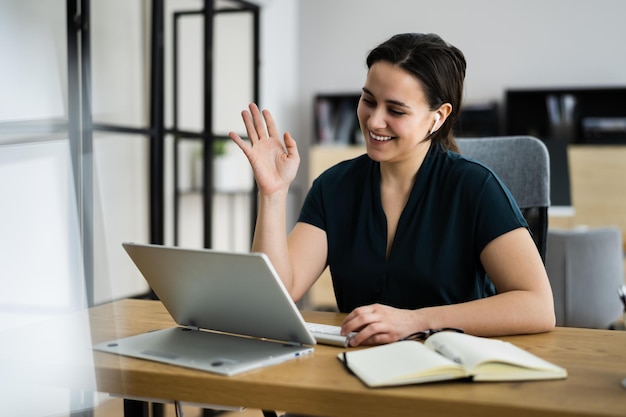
[93,243,316,376]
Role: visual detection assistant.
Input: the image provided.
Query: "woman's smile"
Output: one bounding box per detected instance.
[369,131,394,141]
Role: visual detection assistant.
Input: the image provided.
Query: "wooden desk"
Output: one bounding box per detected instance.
[91,299,626,417]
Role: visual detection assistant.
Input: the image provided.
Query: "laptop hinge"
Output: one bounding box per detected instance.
[184,325,200,331]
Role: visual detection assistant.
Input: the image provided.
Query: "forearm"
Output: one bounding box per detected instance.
[229,103,302,294]
[343,287,555,346]
[418,289,556,337]
[250,190,295,293]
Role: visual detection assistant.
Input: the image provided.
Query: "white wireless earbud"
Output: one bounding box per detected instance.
[430,114,441,135]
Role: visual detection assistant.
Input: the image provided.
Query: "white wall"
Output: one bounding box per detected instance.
[258,0,299,134]
[295,0,626,184]
[258,0,302,227]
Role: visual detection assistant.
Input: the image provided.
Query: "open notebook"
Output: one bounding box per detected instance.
[340,331,567,387]
[93,243,316,376]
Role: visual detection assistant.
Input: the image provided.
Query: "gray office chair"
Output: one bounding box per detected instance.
[545,226,624,328]
[456,136,551,261]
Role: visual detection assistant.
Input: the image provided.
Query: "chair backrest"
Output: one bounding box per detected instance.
[545,227,624,328]
[456,136,550,261]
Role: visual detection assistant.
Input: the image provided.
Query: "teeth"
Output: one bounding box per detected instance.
[370,132,393,141]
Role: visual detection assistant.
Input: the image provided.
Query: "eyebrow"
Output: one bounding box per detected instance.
[362,87,411,109]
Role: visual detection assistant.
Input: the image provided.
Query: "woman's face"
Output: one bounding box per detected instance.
[357,61,438,163]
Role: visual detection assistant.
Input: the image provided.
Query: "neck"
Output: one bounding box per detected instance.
[379,140,431,187]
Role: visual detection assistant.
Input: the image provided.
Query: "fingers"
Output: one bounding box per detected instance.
[228,130,244,144]
[283,132,299,159]
[343,304,377,326]
[341,305,380,343]
[250,104,268,140]
[347,321,394,347]
[240,106,260,142]
[263,109,280,139]
[240,103,280,144]
[341,304,414,346]
[228,131,252,158]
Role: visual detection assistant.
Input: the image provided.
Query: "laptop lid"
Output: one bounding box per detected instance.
[93,243,315,376]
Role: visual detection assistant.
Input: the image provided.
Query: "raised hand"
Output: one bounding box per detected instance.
[229,103,300,196]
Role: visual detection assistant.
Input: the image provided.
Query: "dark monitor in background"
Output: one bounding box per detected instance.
[314,94,362,145]
[542,140,572,208]
[453,102,499,138]
[453,100,572,207]
[501,87,626,207]
[505,87,626,145]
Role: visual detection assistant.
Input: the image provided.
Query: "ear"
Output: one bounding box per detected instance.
[430,103,453,134]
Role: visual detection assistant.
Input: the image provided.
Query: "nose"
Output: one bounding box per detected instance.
[367,106,387,130]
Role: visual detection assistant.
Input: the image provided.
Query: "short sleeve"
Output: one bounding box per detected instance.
[298,177,326,231]
[473,173,529,254]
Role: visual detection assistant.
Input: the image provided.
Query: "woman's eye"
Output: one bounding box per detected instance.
[361,97,375,106]
[389,108,405,116]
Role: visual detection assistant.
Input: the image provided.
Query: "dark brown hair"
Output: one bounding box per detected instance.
[366,33,466,152]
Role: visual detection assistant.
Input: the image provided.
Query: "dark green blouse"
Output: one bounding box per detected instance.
[298,142,528,313]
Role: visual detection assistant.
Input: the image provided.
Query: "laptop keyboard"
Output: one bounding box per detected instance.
[305,322,356,347]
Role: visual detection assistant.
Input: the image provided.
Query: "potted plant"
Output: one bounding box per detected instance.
[192,138,252,193]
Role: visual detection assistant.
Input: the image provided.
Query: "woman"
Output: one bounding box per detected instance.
[229,33,555,347]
